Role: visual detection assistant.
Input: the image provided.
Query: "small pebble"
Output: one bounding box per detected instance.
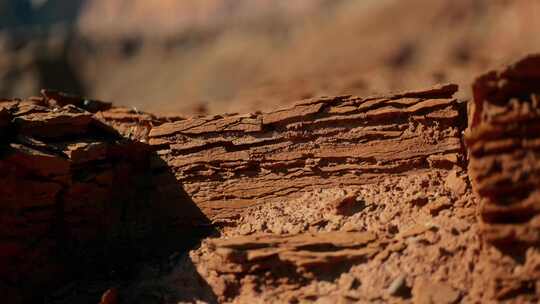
[387,274,411,298]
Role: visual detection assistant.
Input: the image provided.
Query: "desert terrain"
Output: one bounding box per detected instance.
[1,1,540,303]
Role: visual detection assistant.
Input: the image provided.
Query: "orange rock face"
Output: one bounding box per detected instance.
[466,55,540,246]
[5,54,540,303]
[149,84,466,221]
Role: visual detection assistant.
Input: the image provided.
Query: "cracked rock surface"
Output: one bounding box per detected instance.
[149,84,466,221]
[467,55,540,247]
[0,92,198,303]
[4,55,540,303]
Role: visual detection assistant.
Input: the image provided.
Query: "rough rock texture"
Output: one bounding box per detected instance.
[155,61,540,303]
[182,168,540,303]
[95,107,158,142]
[204,230,383,276]
[0,94,197,303]
[7,55,540,303]
[185,172,477,303]
[149,84,466,221]
[466,55,540,246]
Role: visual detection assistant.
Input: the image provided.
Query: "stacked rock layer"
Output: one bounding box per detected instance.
[149,84,467,221]
[466,55,540,246]
[0,92,192,302]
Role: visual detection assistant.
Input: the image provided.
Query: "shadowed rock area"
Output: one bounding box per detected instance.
[0,91,211,303]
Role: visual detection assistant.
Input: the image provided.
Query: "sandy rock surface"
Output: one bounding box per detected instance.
[2,55,540,303]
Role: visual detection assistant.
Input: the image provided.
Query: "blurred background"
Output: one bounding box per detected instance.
[0,0,539,115]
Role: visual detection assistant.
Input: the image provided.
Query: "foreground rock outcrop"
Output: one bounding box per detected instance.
[4,55,540,303]
[0,92,204,303]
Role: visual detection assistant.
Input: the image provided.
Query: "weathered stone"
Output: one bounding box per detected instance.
[427,197,453,215]
[13,104,94,139]
[412,278,460,304]
[99,288,119,304]
[0,96,191,303]
[150,84,466,220]
[444,170,467,197]
[203,231,381,276]
[466,55,540,246]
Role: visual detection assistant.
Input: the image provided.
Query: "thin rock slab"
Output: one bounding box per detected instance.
[204,231,380,275]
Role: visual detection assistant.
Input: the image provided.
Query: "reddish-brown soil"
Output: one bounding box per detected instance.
[2,55,540,303]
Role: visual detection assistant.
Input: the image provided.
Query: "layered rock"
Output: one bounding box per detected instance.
[0,94,195,303]
[5,66,540,302]
[466,55,540,246]
[149,84,467,221]
[186,169,478,303]
[203,231,383,276]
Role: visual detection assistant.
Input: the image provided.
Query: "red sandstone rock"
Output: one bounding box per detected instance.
[0,97,186,303]
[95,107,161,141]
[412,278,460,304]
[0,106,10,136]
[466,54,540,246]
[6,54,540,303]
[204,231,380,274]
[329,194,364,216]
[99,288,119,304]
[149,84,466,221]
